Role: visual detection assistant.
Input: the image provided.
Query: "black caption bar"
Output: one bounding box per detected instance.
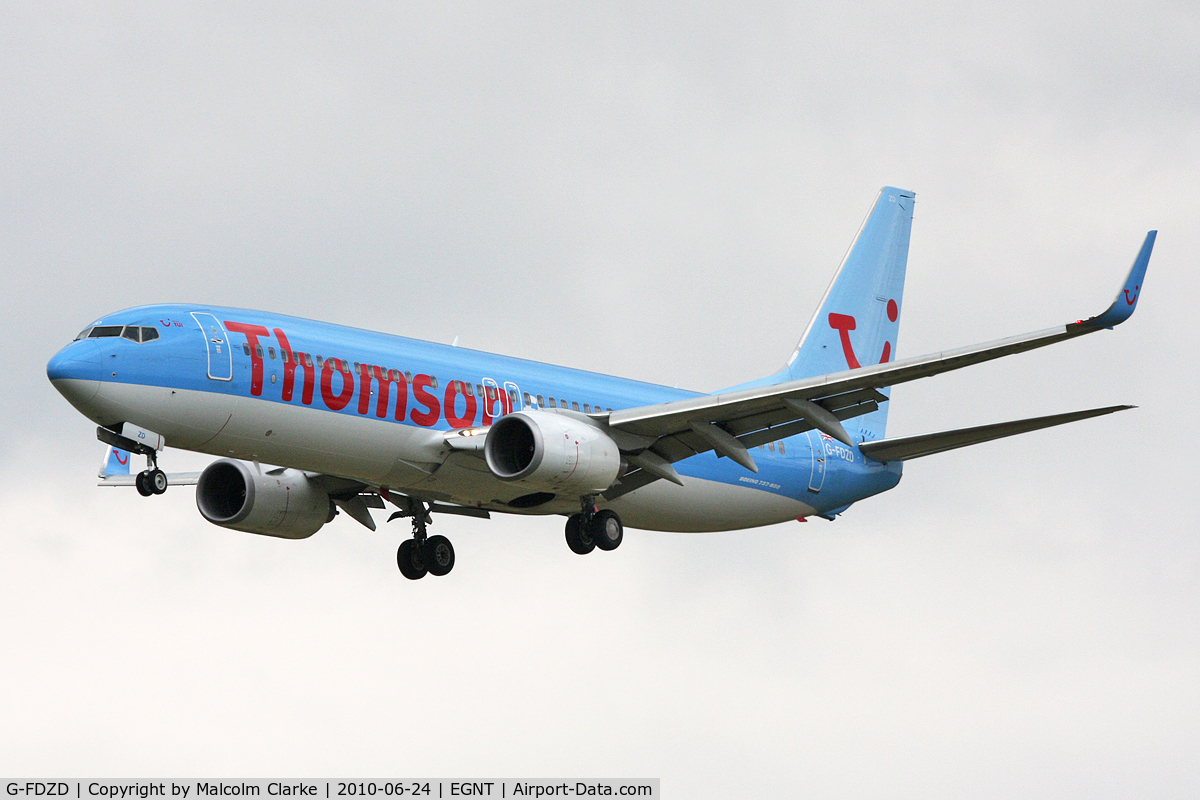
[3,781,659,800]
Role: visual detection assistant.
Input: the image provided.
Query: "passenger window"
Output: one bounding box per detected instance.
[255,345,264,358]
[430,377,439,390]
[305,354,313,368]
[281,350,290,363]
[523,392,532,405]
[404,371,412,384]
[141,327,159,342]
[537,395,545,407]
[767,441,775,452]
[243,343,251,356]
[778,441,786,455]
[508,388,517,401]
[316,355,324,368]
[268,347,276,360]
[571,401,580,411]
[121,326,141,342]
[583,404,591,413]
[548,397,556,408]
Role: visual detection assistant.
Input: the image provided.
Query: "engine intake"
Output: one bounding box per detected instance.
[196,459,332,539]
[484,411,621,495]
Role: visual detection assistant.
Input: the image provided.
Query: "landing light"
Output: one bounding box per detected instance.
[455,427,489,437]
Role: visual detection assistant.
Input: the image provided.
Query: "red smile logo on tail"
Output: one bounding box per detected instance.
[828,299,897,370]
[1125,285,1140,306]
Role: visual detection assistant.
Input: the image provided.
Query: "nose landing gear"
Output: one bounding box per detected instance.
[98,424,169,497]
[135,466,168,496]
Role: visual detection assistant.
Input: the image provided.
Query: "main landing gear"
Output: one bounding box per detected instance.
[389,500,455,580]
[565,497,624,555]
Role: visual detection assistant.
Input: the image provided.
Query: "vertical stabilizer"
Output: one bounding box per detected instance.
[783,186,914,436]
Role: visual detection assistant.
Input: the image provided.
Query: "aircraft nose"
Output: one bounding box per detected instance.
[47,340,103,405]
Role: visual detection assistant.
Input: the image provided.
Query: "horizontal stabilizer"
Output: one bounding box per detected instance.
[859,405,1134,463]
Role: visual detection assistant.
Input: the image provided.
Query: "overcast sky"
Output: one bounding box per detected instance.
[3,2,1199,796]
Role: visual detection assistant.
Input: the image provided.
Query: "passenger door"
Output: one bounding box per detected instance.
[190,312,233,381]
[806,430,827,493]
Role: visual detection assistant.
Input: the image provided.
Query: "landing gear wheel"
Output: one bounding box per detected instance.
[565,513,596,555]
[396,539,428,580]
[135,471,153,497]
[590,510,623,551]
[149,469,168,495]
[423,535,455,577]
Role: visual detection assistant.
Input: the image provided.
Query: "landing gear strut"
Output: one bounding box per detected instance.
[135,452,167,497]
[565,497,623,555]
[389,499,456,580]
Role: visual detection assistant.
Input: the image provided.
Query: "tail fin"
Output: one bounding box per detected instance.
[781,186,914,437]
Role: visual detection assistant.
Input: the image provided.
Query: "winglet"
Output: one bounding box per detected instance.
[98,445,132,478]
[1078,231,1156,330]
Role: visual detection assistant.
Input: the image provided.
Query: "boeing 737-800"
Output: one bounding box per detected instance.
[46,188,1155,579]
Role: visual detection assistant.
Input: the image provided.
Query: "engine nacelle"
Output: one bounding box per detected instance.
[484,411,621,495]
[195,459,332,539]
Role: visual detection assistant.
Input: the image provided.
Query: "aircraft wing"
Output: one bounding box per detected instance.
[601,231,1155,492]
[98,472,201,486]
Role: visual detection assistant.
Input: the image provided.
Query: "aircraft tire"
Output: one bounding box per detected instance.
[590,510,623,551]
[150,469,168,494]
[565,514,595,555]
[423,535,455,577]
[397,539,428,580]
[135,471,153,497]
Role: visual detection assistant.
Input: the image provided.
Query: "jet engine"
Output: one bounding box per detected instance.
[195,458,332,539]
[484,411,621,495]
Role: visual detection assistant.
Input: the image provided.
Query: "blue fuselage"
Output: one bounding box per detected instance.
[48,304,902,530]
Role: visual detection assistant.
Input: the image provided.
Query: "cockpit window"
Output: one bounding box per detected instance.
[77,324,161,343]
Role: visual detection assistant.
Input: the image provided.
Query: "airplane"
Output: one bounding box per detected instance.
[46,187,1155,580]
